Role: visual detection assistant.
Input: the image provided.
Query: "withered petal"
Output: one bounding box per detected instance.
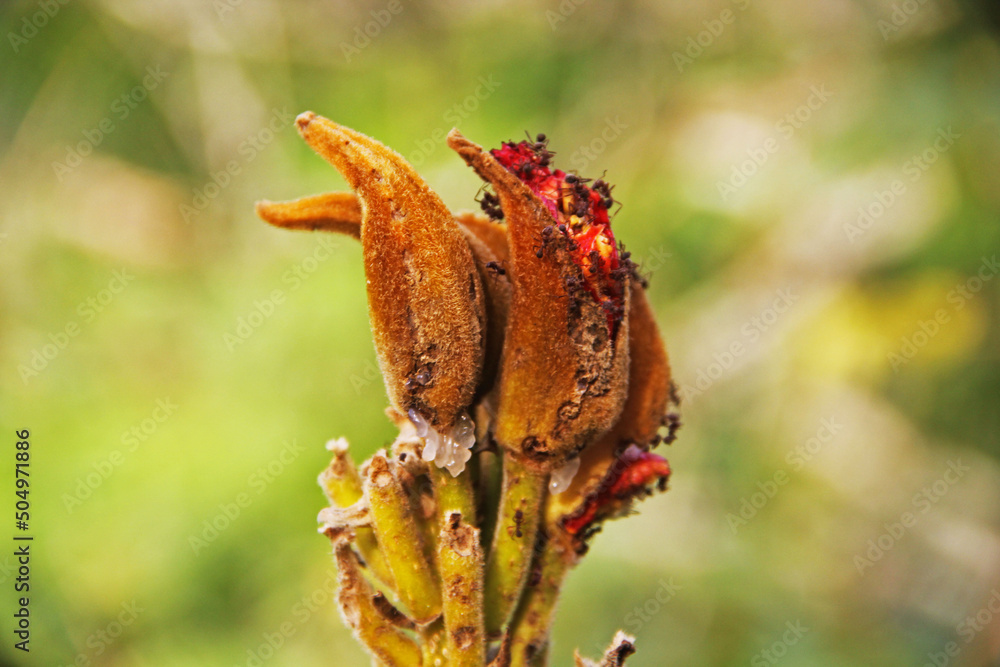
[255,191,361,237]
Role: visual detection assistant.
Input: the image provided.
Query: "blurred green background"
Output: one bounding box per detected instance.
[2,0,1000,665]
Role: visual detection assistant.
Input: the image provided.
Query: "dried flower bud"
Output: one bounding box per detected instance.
[448,131,630,469]
[257,191,511,415]
[295,113,486,431]
[547,287,676,549]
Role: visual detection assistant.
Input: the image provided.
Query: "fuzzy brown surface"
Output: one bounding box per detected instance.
[447,130,629,469]
[255,191,362,237]
[296,113,486,429]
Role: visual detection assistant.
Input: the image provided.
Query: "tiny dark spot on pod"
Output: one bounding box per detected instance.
[371,592,413,629]
[558,401,581,421]
[449,511,461,530]
[521,436,542,453]
[453,626,476,650]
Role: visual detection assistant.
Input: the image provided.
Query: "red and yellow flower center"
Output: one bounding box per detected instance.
[490,138,625,335]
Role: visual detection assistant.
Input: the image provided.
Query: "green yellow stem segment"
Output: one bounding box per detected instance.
[334,540,423,667]
[509,537,574,667]
[483,453,547,636]
[319,441,394,587]
[365,452,442,624]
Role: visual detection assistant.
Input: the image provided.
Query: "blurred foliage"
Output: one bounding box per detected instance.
[1,0,1000,665]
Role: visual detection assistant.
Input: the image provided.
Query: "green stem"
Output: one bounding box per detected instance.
[420,618,448,665]
[484,452,547,636]
[477,450,503,556]
[319,442,395,587]
[508,536,574,667]
[431,465,478,526]
[334,541,424,667]
[365,452,442,624]
[437,510,486,666]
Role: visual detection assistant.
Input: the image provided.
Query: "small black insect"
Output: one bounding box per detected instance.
[485,260,506,276]
[507,509,525,539]
[477,190,503,221]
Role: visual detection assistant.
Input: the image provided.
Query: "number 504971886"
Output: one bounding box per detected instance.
[15,429,29,531]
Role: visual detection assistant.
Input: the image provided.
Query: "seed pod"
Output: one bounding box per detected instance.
[296,113,485,430]
[448,130,630,470]
[546,286,676,544]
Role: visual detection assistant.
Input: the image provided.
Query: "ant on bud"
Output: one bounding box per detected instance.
[507,509,525,539]
[592,179,614,209]
[485,260,506,276]
[477,189,503,220]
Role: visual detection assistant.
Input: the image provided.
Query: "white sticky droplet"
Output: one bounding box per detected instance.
[408,409,429,437]
[549,457,581,494]
[408,410,476,476]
